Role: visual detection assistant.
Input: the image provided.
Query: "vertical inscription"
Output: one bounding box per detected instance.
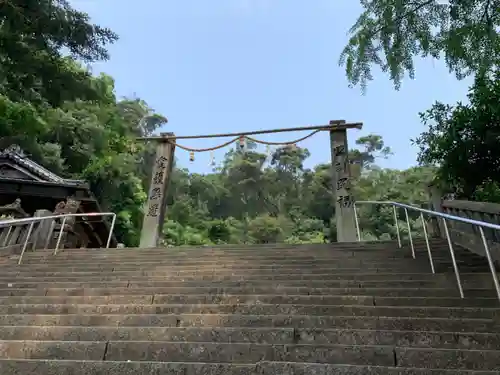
[147,156,168,217]
[330,126,357,242]
[333,142,353,207]
[140,135,176,249]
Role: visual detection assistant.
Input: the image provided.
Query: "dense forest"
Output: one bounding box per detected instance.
[0,0,499,246]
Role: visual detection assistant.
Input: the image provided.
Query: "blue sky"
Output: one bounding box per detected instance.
[72,0,470,173]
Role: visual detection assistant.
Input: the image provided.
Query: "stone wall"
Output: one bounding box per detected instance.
[439,200,500,262]
[428,185,500,263]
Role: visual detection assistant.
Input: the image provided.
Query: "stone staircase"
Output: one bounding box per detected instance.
[0,239,499,374]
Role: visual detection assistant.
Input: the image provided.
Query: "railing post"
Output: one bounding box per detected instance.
[478,227,500,302]
[329,123,357,242]
[18,222,34,265]
[106,214,117,249]
[443,218,465,298]
[420,212,435,274]
[404,208,415,258]
[393,205,401,248]
[2,226,12,247]
[54,216,67,255]
[354,203,361,241]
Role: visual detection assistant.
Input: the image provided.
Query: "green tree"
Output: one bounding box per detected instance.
[341,0,500,90]
[353,166,436,240]
[414,69,500,201]
[349,134,392,170]
[0,0,117,106]
[247,215,292,244]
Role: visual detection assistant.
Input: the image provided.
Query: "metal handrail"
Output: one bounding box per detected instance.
[354,200,500,302]
[0,212,117,265]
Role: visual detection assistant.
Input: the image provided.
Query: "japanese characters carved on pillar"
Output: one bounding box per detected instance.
[147,155,168,217]
[333,143,353,208]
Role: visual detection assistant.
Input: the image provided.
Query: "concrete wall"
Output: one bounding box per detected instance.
[438,199,500,263]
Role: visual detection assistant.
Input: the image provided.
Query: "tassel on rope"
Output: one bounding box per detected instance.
[210,151,216,166]
[239,135,246,151]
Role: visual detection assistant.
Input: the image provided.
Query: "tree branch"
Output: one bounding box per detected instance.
[368,0,435,37]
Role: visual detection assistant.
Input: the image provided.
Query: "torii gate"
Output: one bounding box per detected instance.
[137,119,363,248]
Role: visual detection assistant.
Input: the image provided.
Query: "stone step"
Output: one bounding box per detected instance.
[0,277,474,288]
[0,271,446,279]
[19,254,442,262]
[0,340,498,369]
[2,269,491,280]
[52,240,447,250]
[0,280,494,291]
[12,247,466,258]
[14,264,479,273]
[47,248,444,257]
[1,326,498,349]
[0,286,495,298]
[7,258,480,271]
[0,359,498,375]
[14,257,481,266]
[12,245,483,255]
[0,273,453,283]
[33,255,467,264]
[0,314,496,332]
[2,294,499,307]
[10,266,490,274]
[2,263,453,271]
[10,260,489,273]
[20,256,468,265]
[1,279,486,290]
[23,247,446,255]
[12,252,475,265]
[133,278,493,288]
[17,253,440,262]
[5,270,496,278]
[43,240,437,252]
[21,251,465,261]
[1,303,498,319]
[17,253,447,264]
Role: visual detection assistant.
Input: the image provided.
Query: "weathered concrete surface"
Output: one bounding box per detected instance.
[1,326,499,349]
[36,286,500,298]
[0,340,105,360]
[0,272,475,282]
[0,278,496,291]
[0,359,499,375]
[104,342,395,365]
[2,294,498,307]
[0,314,497,332]
[0,360,256,375]
[258,362,500,374]
[1,303,499,319]
[396,347,500,370]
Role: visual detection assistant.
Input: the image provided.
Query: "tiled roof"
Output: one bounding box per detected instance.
[0,145,86,186]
